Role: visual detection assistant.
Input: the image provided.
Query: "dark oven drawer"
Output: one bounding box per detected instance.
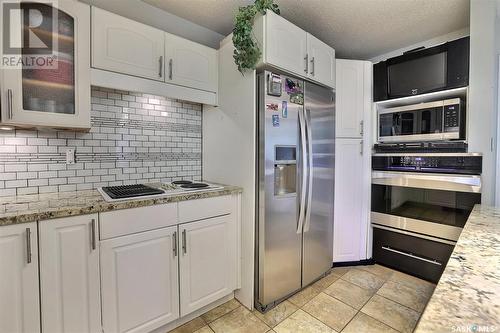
[373,227,454,283]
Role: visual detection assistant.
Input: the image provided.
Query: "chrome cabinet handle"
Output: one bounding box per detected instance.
[182,229,187,254]
[304,54,309,74]
[91,219,96,250]
[168,59,173,80]
[7,89,13,119]
[297,109,307,233]
[172,231,177,257]
[360,120,364,136]
[310,57,315,76]
[304,108,313,232]
[382,246,442,266]
[360,140,363,155]
[159,56,163,78]
[26,228,32,264]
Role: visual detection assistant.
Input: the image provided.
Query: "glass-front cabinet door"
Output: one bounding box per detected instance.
[1,0,90,129]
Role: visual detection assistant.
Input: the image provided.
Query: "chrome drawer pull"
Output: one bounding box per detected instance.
[26,228,32,264]
[182,229,187,254]
[382,246,442,266]
[91,219,97,250]
[172,231,177,257]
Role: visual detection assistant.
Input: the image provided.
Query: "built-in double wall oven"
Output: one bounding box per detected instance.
[371,154,482,282]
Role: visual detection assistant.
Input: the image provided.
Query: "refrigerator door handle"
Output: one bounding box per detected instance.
[297,108,307,233]
[304,108,313,232]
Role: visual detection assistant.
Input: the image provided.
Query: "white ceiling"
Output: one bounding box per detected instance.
[142,0,470,60]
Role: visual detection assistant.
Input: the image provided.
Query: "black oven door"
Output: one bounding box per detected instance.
[371,171,481,241]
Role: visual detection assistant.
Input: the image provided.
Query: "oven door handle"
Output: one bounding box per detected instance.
[371,171,481,193]
[381,246,442,266]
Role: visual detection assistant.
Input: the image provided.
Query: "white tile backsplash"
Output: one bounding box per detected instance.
[0,87,202,196]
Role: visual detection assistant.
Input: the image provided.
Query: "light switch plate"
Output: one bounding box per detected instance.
[66,149,75,164]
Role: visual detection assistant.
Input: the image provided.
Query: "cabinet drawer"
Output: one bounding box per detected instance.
[178,195,232,223]
[100,204,177,239]
[373,227,454,283]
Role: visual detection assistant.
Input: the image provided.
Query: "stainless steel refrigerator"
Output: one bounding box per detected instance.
[255,71,335,312]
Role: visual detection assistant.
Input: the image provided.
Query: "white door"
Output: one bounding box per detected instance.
[265,11,308,76]
[101,226,179,333]
[0,0,90,129]
[39,214,101,333]
[336,59,365,138]
[307,34,336,88]
[333,139,364,262]
[0,223,40,333]
[92,7,165,81]
[164,33,217,92]
[179,215,236,316]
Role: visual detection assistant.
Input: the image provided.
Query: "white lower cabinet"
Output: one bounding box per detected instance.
[39,214,101,333]
[179,214,236,316]
[0,222,40,333]
[100,226,180,333]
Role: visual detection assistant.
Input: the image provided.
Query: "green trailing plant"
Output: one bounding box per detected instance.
[232,0,280,74]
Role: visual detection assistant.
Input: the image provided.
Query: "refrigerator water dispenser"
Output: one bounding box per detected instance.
[274,146,296,196]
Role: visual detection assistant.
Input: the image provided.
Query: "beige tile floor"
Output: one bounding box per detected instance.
[167,265,435,333]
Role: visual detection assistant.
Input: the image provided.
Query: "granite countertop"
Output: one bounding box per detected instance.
[0,183,242,226]
[415,205,500,333]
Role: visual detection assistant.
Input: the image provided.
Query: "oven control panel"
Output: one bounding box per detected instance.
[373,155,482,175]
[399,156,440,168]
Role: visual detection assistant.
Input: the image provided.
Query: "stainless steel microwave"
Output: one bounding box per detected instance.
[377,98,465,143]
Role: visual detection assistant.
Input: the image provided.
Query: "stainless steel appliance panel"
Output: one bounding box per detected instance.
[302,82,335,286]
[257,72,303,306]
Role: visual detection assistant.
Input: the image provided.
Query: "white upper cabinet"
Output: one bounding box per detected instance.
[39,214,101,333]
[179,214,237,316]
[263,10,308,77]
[165,33,217,93]
[92,7,165,81]
[0,0,90,129]
[0,223,40,333]
[100,226,179,333]
[307,34,336,88]
[255,10,335,88]
[336,59,370,138]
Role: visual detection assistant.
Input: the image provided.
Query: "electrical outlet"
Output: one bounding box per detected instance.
[66,149,75,164]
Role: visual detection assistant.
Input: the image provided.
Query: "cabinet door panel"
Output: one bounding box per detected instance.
[336,59,364,138]
[39,214,100,333]
[307,34,336,88]
[265,11,307,76]
[0,0,90,129]
[101,226,179,333]
[179,215,235,316]
[165,33,217,92]
[92,7,164,81]
[333,139,364,262]
[0,223,40,333]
